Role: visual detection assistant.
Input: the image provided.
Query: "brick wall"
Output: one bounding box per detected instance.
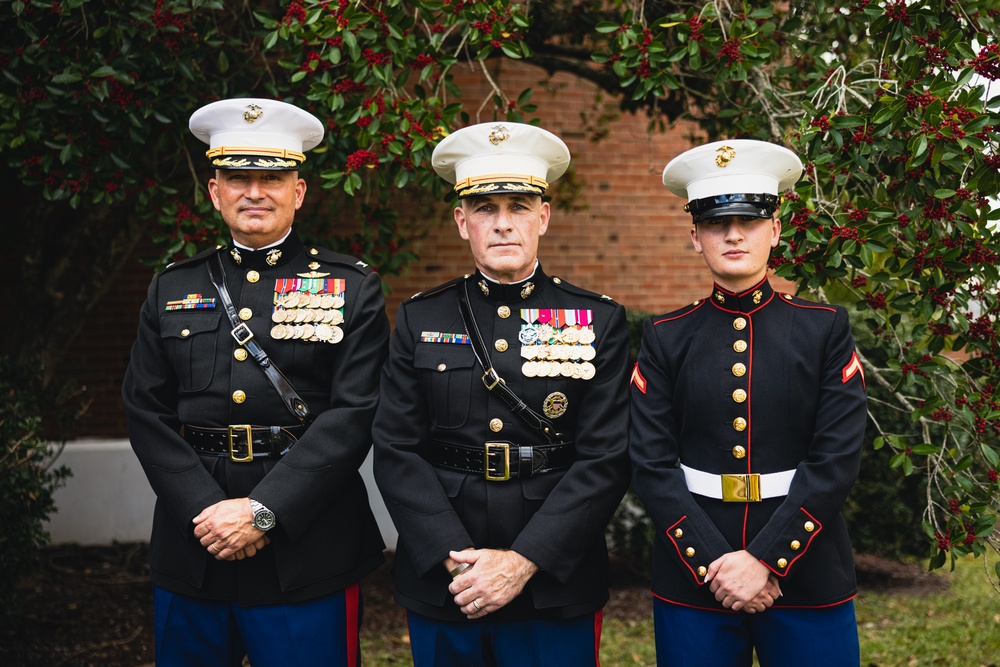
[70,60,794,438]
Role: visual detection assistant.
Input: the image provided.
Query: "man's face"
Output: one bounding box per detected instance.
[454,193,550,284]
[208,169,306,249]
[690,215,780,292]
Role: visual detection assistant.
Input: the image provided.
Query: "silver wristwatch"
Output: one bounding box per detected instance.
[249,498,276,532]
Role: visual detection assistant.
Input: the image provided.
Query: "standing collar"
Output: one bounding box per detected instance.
[469,265,547,303]
[709,277,774,313]
[225,231,303,271]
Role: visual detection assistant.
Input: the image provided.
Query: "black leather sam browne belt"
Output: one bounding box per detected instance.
[425,440,575,481]
[184,425,305,462]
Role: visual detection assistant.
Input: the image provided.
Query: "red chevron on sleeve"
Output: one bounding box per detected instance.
[842,351,865,387]
[631,362,647,394]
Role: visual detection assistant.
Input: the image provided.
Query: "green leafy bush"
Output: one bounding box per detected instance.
[0,357,73,618]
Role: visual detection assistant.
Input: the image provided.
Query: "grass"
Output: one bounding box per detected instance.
[361,555,1000,666]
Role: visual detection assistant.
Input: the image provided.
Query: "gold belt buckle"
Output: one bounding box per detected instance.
[484,442,511,481]
[721,473,761,502]
[228,425,254,462]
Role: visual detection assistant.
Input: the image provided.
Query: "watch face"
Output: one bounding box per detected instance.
[253,509,276,531]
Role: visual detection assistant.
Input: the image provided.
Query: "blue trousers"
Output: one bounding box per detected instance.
[153,584,362,667]
[653,598,859,666]
[407,610,604,667]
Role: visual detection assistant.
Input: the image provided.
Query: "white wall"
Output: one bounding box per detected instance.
[46,439,397,549]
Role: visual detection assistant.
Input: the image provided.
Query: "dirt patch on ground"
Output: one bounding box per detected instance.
[0,544,943,667]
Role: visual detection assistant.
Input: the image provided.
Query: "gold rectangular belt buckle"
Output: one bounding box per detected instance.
[721,473,761,502]
[484,442,511,481]
[228,424,254,462]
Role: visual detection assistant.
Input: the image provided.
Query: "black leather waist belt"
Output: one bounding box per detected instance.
[184,424,305,462]
[424,441,575,481]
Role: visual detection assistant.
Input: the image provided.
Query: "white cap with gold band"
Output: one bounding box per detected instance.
[189,98,325,171]
[432,122,571,198]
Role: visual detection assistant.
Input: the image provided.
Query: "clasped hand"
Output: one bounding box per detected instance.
[704,550,782,613]
[193,498,270,561]
[445,548,539,619]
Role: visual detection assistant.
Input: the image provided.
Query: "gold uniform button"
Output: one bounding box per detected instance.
[436,363,447,372]
[804,521,815,532]
[246,270,260,283]
[732,388,747,403]
[489,418,504,432]
[674,528,683,539]
[310,248,319,255]
[733,417,747,432]
[734,340,747,353]
[239,308,253,321]
[790,540,801,550]
[732,445,746,459]
[498,305,511,319]
[685,547,696,558]
[697,566,708,577]
[732,363,746,377]
[181,328,191,337]
[232,390,247,404]
[234,348,248,362]
[777,558,788,569]
[553,277,562,284]
[733,317,747,331]
[495,339,509,352]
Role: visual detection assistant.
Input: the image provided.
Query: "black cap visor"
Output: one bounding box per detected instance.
[686,193,779,223]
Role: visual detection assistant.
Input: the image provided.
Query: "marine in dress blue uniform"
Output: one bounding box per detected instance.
[122,99,389,667]
[372,122,631,666]
[629,140,868,666]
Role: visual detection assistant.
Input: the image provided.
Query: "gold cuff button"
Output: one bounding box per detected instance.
[732,363,747,377]
[239,308,253,321]
[673,528,683,539]
[232,390,247,404]
[777,558,788,569]
[733,317,747,331]
[685,547,696,557]
[697,566,708,577]
[495,339,509,352]
[790,540,801,550]
[498,305,511,319]
[181,328,191,337]
[246,270,260,283]
[733,417,747,432]
[804,521,815,532]
[732,445,746,459]
[489,418,504,432]
[732,388,747,403]
[234,348,248,361]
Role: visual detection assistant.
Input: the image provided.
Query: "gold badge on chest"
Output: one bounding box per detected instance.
[542,392,569,419]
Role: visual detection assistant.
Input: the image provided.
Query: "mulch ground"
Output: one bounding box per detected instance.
[0,543,946,667]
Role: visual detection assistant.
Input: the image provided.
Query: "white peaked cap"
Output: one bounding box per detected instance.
[189,98,324,170]
[432,122,571,198]
[662,139,803,221]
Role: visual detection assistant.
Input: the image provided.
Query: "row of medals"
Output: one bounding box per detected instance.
[519,324,597,380]
[269,292,346,344]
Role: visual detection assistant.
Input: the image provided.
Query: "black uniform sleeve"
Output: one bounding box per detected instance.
[372,302,476,576]
[250,269,389,541]
[629,317,735,586]
[745,306,867,575]
[122,271,227,528]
